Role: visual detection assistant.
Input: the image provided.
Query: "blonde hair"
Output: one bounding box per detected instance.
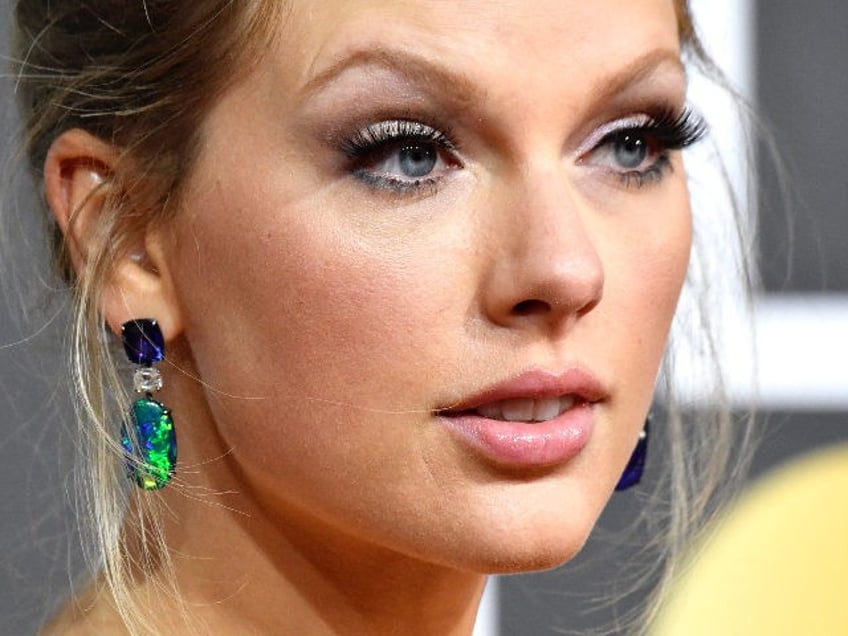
[13,2,284,632]
[9,1,754,633]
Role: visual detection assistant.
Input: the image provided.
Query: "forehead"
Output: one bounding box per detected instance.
[277,0,682,91]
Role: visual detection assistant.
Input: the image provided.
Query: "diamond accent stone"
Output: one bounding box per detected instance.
[133,367,163,394]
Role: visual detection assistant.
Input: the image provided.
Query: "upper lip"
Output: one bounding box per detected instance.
[438,366,608,414]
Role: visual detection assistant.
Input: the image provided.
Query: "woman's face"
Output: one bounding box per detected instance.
[163,0,691,572]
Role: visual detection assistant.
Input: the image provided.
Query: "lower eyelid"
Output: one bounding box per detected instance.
[616,155,673,188]
[352,169,443,194]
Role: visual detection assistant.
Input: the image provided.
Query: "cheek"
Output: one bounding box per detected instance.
[571,182,691,501]
[600,181,692,392]
[166,182,475,482]
[166,198,404,507]
[637,189,692,330]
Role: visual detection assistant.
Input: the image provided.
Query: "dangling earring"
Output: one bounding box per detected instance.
[615,417,649,491]
[120,318,177,490]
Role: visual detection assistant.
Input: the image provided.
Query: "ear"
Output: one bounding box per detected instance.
[44,128,183,342]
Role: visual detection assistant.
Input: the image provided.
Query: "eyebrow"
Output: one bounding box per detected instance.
[302,45,685,107]
[588,48,687,107]
[302,47,481,104]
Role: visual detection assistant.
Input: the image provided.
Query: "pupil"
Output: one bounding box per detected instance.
[399,143,437,178]
[615,134,647,169]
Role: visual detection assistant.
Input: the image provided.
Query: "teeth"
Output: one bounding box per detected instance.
[500,398,535,421]
[477,400,521,420]
[558,396,577,413]
[475,397,577,423]
[533,397,562,421]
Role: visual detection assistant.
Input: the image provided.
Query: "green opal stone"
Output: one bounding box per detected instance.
[121,398,177,490]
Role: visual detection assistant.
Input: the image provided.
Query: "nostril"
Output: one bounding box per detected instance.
[512,299,550,316]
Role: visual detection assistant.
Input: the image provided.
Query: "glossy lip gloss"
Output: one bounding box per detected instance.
[435,367,606,469]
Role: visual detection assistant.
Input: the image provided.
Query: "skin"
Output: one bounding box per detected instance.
[44,1,693,634]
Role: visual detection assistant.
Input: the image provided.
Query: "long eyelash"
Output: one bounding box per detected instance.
[341,120,456,159]
[638,106,708,150]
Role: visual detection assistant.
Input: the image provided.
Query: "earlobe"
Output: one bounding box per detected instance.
[43,129,184,343]
[100,231,184,343]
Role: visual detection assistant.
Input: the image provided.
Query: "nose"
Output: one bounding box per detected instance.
[480,171,605,334]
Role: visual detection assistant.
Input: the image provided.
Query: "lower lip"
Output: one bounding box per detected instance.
[437,404,594,469]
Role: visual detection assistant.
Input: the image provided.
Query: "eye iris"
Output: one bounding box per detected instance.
[399,143,437,178]
[614,133,647,169]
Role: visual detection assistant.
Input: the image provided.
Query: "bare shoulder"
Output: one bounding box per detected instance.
[40,584,129,636]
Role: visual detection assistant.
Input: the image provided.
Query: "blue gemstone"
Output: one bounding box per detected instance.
[121,398,177,490]
[122,319,165,366]
[615,420,649,491]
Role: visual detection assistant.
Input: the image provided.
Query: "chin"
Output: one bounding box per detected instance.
[428,502,600,576]
[481,544,588,575]
[480,527,592,575]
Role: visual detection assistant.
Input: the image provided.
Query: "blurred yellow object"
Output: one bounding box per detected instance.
[650,443,848,636]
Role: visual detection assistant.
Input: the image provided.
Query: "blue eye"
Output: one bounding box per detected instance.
[583,108,707,188]
[397,143,438,178]
[611,132,649,170]
[373,141,441,181]
[342,120,460,193]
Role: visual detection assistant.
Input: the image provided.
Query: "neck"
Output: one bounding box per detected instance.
[147,489,487,635]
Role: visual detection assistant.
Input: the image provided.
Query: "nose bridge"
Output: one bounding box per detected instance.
[483,161,605,331]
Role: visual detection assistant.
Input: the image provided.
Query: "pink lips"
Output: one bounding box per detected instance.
[436,367,605,469]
